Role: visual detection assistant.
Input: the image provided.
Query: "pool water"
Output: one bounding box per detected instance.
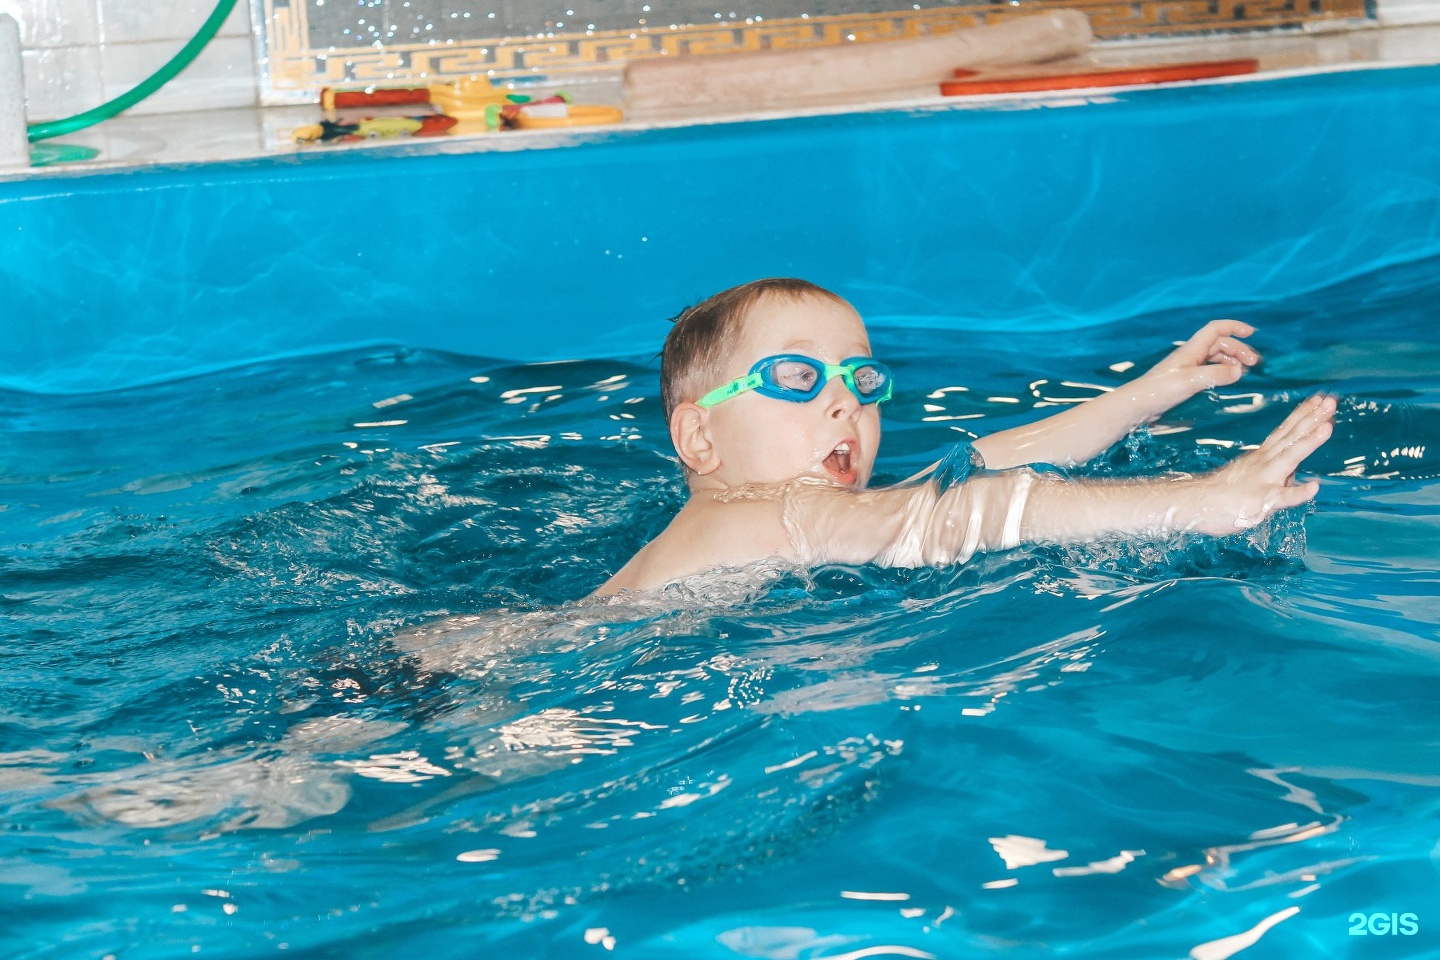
[3,255,1438,959]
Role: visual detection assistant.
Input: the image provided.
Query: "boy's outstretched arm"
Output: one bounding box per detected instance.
[1016,393,1334,543]
[972,320,1261,470]
[791,395,1335,567]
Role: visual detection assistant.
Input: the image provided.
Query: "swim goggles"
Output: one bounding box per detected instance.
[696,354,894,408]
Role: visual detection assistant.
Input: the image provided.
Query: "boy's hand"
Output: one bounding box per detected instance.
[1195,393,1336,534]
[1133,320,1261,418]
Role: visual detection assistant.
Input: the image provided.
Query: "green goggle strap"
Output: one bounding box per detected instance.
[696,372,763,408]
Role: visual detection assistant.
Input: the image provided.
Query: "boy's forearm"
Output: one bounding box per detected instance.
[973,382,1161,470]
[1016,472,1224,542]
[915,469,1250,564]
[867,470,1210,567]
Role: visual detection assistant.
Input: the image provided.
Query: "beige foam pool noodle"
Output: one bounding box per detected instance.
[625,10,1092,117]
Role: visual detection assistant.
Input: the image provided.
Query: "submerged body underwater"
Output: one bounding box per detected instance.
[3,255,1439,958]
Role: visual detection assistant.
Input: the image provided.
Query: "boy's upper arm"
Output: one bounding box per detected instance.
[782,481,938,566]
[783,471,1037,568]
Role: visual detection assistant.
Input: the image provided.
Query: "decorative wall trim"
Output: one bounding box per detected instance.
[258,0,1371,103]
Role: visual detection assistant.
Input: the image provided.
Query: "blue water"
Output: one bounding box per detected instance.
[3,255,1439,959]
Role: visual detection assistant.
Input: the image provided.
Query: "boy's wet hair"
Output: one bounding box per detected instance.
[660,277,848,422]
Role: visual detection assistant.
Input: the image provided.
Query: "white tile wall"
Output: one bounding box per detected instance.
[100,34,257,114]
[99,0,249,43]
[4,0,258,123]
[19,42,102,120]
[1,0,99,47]
[1377,0,1440,25]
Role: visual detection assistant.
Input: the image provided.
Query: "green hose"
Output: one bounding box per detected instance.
[26,0,239,142]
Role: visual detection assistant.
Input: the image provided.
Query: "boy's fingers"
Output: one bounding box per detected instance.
[1209,336,1261,366]
[1299,394,1340,437]
[1198,319,1255,347]
[1196,318,1253,338]
[1196,362,1245,388]
[1299,419,1335,460]
[1168,322,1255,369]
[1168,324,1220,363]
[1280,393,1336,432]
[1258,399,1315,453]
[1272,479,1321,511]
[1284,396,1335,445]
[1267,418,1333,477]
[1258,397,1334,471]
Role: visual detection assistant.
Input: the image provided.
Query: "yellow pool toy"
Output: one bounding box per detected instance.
[508,103,625,130]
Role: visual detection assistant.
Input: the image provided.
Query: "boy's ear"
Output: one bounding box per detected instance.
[670,402,720,475]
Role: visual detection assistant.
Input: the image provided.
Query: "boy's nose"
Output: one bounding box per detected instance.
[822,378,860,418]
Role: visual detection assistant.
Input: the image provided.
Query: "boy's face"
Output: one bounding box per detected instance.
[692,293,883,489]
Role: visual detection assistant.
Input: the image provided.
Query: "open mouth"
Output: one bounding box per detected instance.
[822,441,858,484]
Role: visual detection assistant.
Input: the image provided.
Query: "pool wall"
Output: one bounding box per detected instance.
[4,65,1440,394]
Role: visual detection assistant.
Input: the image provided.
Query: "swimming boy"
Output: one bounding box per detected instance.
[593,278,1335,596]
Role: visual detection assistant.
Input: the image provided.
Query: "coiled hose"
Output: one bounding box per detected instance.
[26,0,239,142]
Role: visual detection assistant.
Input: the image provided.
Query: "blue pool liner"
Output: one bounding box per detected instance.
[3,65,1440,393]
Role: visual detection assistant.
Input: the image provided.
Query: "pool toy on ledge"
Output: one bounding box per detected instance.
[494,96,625,130]
[321,78,510,119]
[939,57,1259,96]
[308,80,623,140]
[294,114,458,144]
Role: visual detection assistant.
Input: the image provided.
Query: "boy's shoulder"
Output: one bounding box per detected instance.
[593,489,794,596]
[675,487,794,547]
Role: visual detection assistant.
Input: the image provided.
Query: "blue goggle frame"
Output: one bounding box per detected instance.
[696,354,894,408]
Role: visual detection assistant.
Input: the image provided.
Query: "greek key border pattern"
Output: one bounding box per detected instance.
[259,0,1370,101]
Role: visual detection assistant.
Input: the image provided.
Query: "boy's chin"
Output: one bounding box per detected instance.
[707,461,871,489]
[814,461,871,488]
